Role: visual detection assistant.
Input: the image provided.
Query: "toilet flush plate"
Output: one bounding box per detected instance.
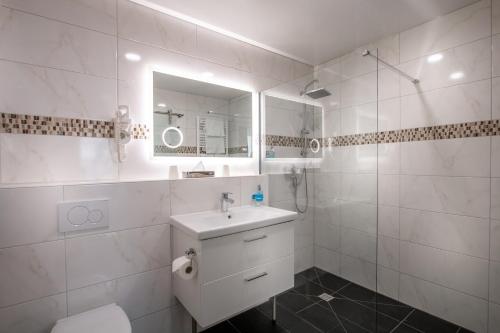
[58,199,109,232]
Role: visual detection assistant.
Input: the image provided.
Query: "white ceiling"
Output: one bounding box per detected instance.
[136,0,480,65]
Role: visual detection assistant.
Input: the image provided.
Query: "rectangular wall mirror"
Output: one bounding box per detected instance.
[153,72,253,157]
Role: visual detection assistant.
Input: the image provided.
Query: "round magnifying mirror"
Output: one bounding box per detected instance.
[162,127,184,149]
[310,138,320,154]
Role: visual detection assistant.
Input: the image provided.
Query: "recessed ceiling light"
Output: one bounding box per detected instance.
[449,71,464,80]
[427,53,443,63]
[125,53,141,62]
[157,103,166,108]
[202,72,214,78]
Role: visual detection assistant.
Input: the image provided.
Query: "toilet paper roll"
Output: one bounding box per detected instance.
[172,256,197,280]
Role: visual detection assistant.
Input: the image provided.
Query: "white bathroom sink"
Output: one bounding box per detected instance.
[170,205,298,240]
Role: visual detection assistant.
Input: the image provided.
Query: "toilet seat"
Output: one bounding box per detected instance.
[51,303,131,333]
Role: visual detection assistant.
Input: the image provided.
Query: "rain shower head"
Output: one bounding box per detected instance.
[300,79,331,99]
[303,88,331,99]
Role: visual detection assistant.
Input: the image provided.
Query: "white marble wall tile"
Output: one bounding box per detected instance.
[66,224,170,289]
[0,0,117,34]
[323,109,341,138]
[294,217,313,251]
[314,219,340,251]
[314,246,340,275]
[314,198,341,228]
[313,172,341,201]
[340,227,377,263]
[399,0,491,63]
[400,38,491,96]
[377,266,399,300]
[378,205,399,239]
[0,7,116,78]
[378,143,400,175]
[339,254,376,291]
[0,293,66,333]
[0,134,118,184]
[400,241,489,298]
[490,260,500,304]
[378,68,400,101]
[240,175,269,206]
[340,50,377,80]
[493,178,500,219]
[494,34,500,77]
[0,240,66,307]
[340,72,377,108]
[493,77,500,120]
[130,304,192,333]
[63,181,170,236]
[378,174,399,207]
[198,27,309,83]
[316,59,342,86]
[340,102,377,135]
[400,208,489,258]
[399,274,488,332]
[378,98,401,132]
[493,137,500,178]
[401,137,491,177]
[294,246,313,274]
[401,79,491,128]
[170,177,241,215]
[400,175,490,218]
[377,236,399,270]
[340,173,377,204]
[0,60,116,119]
[490,302,500,333]
[340,144,377,174]
[68,266,171,320]
[492,220,500,262]
[0,186,62,248]
[117,0,196,56]
[340,201,377,235]
[495,0,500,35]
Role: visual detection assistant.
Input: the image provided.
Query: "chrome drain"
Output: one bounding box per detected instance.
[318,293,334,302]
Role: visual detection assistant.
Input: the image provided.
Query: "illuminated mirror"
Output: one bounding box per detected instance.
[153,72,253,157]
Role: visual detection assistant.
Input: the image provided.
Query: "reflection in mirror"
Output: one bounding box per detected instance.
[264,95,323,159]
[153,72,253,157]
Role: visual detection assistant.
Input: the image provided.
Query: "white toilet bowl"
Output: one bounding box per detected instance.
[51,303,131,333]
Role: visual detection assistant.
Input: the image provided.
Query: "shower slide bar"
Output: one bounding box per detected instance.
[362,50,419,84]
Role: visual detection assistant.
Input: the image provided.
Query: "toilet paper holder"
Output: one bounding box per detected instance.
[185,248,196,260]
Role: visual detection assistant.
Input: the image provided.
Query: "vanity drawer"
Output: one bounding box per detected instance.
[200,255,293,327]
[200,222,293,283]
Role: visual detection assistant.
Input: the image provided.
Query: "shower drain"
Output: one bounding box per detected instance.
[318,293,334,302]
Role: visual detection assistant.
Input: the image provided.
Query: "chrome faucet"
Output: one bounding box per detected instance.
[221,192,234,213]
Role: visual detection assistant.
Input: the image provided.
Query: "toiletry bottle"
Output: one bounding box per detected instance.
[253,185,264,206]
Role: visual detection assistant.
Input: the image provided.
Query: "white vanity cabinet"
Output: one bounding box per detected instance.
[171,210,295,329]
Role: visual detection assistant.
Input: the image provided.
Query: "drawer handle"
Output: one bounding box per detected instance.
[244,235,267,243]
[244,272,268,282]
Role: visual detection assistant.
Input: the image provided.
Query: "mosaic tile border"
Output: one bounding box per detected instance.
[154,145,197,155]
[0,113,114,138]
[325,119,500,147]
[2,113,499,147]
[267,120,500,148]
[266,135,307,148]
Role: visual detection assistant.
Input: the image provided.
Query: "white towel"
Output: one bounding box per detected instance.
[206,137,225,154]
[206,117,225,137]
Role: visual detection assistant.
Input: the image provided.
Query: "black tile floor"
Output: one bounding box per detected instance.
[201,267,474,333]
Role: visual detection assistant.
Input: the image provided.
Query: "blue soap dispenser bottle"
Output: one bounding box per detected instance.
[252,185,264,206]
